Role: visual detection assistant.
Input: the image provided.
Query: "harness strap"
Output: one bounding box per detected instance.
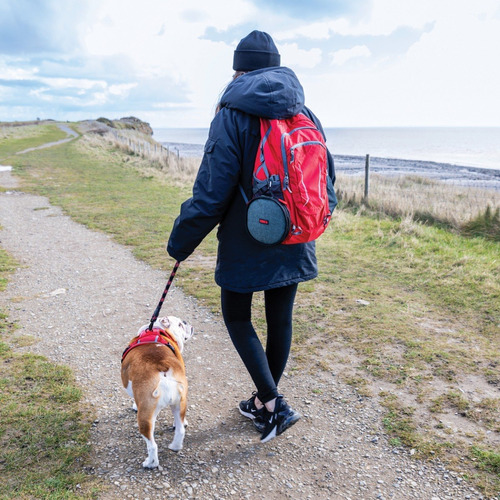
[121,328,179,363]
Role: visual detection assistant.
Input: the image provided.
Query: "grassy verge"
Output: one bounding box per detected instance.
[5,124,500,496]
[336,173,500,240]
[0,122,68,159]
[0,242,98,498]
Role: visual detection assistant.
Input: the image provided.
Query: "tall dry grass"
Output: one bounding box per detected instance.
[336,172,500,234]
[1,123,51,140]
[80,127,200,184]
[80,125,499,238]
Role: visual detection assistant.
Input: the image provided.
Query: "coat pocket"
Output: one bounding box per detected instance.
[204,138,217,154]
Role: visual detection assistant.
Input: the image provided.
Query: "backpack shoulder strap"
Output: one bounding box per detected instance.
[239,118,274,204]
[239,183,249,204]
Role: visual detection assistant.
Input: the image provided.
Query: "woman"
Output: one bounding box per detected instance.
[167,30,336,443]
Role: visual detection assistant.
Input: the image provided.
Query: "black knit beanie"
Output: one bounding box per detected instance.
[233,30,281,71]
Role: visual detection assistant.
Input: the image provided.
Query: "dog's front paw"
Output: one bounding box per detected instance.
[142,457,159,468]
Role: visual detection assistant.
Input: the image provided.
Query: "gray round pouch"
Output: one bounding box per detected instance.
[246,196,291,246]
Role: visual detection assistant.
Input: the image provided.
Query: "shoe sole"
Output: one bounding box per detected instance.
[260,425,277,443]
[260,412,301,443]
[239,407,257,419]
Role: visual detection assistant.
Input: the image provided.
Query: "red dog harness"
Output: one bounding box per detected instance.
[121,328,178,363]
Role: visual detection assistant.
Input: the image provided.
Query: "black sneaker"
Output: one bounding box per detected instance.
[239,393,265,421]
[253,415,266,433]
[260,396,301,443]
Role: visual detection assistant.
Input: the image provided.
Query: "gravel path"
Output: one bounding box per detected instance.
[0,169,489,500]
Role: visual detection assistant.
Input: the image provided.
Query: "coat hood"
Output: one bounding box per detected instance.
[220,66,305,119]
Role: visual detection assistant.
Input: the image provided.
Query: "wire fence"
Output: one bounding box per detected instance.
[87,126,500,233]
[88,128,199,181]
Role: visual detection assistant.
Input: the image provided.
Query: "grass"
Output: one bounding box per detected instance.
[0,122,68,159]
[0,247,15,292]
[469,447,500,495]
[10,131,195,267]
[4,122,500,496]
[0,348,98,499]
[336,173,500,240]
[0,238,98,497]
[471,446,500,476]
[462,205,500,241]
[81,122,200,184]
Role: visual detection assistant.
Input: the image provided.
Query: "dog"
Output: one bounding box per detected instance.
[121,316,194,468]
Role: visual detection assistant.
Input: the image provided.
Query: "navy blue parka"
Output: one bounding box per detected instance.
[167,66,336,292]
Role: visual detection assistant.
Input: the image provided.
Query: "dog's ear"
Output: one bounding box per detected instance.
[159,317,171,329]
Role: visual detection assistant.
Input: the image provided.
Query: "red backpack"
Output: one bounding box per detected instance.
[241,114,332,245]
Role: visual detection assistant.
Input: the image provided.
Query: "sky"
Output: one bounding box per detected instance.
[1,0,500,128]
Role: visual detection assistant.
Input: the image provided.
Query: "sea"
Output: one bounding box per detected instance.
[153,127,500,190]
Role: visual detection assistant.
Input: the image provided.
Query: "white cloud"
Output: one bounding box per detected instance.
[108,83,138,96]
[0,64,38,80]
[274,22,333,40]
[330,45,371,66]
[279,43,322,68]
[152,101,195,110]
[38,77,106,90]
[1,0,500,127]
[295,0,500,127]
[80,0,254,125]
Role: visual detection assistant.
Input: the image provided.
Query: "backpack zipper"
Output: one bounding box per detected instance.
[282,136,326,192]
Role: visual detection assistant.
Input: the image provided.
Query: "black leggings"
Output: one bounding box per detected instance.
[221,283,298,404]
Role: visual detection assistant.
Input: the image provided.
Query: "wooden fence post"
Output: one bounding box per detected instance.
[364,154,370,200]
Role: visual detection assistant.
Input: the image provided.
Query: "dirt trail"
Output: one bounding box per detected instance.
[0,165,487,499]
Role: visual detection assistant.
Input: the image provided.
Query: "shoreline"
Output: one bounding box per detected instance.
[162,141,500,192]
[336,154,500,191]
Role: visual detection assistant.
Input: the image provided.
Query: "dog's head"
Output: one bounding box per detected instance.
[138,316,194,353]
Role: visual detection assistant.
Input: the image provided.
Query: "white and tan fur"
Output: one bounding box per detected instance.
[121,316,194,468]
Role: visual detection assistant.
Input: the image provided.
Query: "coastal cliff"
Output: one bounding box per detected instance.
[95,116,153,136]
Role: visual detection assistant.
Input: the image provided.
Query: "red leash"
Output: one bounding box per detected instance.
[148,260,180,331]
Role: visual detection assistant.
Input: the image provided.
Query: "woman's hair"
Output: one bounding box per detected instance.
[215,71,248,115]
